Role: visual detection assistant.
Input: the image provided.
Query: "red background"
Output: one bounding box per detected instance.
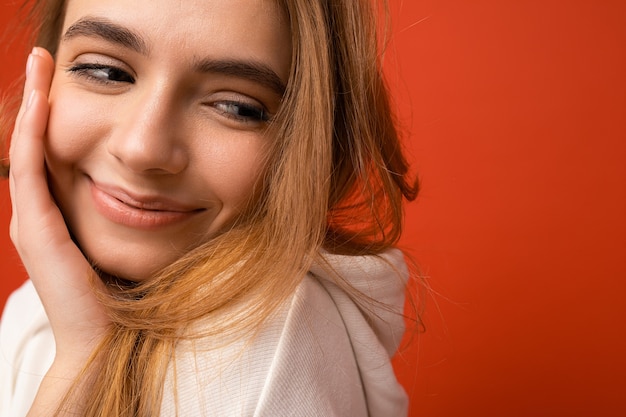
[2,1,625,416]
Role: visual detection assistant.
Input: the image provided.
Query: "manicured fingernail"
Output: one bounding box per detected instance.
[27,90,36,110]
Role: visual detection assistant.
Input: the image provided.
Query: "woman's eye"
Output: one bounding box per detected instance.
[213,101,269,123]
[67,63,135,84]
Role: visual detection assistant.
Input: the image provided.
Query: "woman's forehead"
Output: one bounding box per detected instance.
[61,0,289,37]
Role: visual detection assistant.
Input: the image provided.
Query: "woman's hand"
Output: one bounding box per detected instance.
[9,47,109,363]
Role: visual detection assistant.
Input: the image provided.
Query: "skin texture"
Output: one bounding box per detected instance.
[46,0,291,281]
[8,0,291,414]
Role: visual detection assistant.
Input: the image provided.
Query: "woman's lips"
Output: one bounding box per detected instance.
[89,179,204,229]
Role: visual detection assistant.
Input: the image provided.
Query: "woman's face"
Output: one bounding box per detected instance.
[46,0,291,280]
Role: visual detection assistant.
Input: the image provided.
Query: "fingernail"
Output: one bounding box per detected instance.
[26,53,33,76]
[27,90,36,110]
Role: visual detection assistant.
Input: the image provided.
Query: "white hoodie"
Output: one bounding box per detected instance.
[0,250,408,416]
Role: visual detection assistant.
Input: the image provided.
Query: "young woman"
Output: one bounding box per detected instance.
[0,0,418,415]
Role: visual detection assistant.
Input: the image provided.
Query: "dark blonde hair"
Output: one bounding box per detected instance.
[1,0,418,415]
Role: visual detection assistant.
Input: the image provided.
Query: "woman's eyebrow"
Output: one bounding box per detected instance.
[62,17,287,96]
[194,59,286,96]
[62,17,149,55]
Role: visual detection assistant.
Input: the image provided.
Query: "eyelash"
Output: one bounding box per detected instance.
[68,63,135,84]
[212,101,269,123]
[67,63,270,124]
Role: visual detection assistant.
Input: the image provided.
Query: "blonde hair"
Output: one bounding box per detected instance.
[1,0,418,415]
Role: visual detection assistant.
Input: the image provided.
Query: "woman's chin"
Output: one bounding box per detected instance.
[86,252,167,284]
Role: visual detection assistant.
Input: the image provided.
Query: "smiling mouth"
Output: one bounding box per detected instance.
[89,179,205,229]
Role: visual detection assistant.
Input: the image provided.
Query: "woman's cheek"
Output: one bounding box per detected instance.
[208,138,268,208]
[46,88,109,165]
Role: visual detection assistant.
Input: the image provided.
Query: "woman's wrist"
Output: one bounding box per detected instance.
[26,356,95,416]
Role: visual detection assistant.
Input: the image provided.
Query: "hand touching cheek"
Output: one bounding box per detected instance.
[9,47,108,362]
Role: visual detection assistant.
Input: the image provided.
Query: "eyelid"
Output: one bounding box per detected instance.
[66,52,136,80]
[203,96,271,128]
[67,63,135,86]
[213,100,270,123]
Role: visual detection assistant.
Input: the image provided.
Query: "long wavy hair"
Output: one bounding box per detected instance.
[1,0,419,415]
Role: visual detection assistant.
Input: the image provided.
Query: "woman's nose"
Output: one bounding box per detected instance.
[107,88,189,175]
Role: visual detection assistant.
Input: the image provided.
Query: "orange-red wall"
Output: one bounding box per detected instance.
[2,1,625,416]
